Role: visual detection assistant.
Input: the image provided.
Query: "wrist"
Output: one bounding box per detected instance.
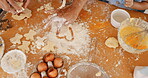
[71,0,87,10]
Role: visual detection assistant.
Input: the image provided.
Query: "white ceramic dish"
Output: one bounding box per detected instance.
[134,66,148,78]
[1,50,26,74]
[111,9,130,28]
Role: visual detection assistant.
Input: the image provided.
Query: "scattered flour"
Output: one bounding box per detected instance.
[44,19,91,55]
[12,62,33,78]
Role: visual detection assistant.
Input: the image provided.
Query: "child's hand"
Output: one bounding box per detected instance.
[46,5,80,25]
[0,0,30,14]
[124,0,134,7]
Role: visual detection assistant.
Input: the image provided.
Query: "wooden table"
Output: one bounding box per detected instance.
[0,0,148,78]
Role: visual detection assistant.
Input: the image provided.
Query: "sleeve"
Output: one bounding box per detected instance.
[134,0,143,2]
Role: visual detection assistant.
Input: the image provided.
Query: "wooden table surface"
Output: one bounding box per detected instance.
[0,0,148,78]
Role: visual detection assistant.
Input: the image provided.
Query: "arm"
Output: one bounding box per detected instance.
[71,0,88,14]
[124,0,148,10]
[130,1,148,10]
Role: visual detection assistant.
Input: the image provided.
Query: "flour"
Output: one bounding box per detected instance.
[44,19,91,55]
[12,62,33,78]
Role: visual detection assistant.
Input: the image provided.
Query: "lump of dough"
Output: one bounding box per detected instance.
[12,2,32,20]
[105,37,119,49]
[12,9,32,20]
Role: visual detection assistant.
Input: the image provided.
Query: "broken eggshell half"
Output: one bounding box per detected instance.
[1,49,26,74]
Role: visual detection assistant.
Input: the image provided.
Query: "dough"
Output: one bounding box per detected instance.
[42,41,55,52]
[10,33,23,45]
[0,37,4,60]
[11,2,32,20]
[35,36,46,49]
[37,2,54,11]
[18,41,30,53]
[1,50,26,74]
[105,37,119,49]
[24,30,37,41]
[12,9,32,20]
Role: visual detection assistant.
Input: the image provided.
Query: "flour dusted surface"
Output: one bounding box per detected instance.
[46,22,91,55]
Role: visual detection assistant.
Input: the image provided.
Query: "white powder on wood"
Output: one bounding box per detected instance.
[44,18,91,55]
[12,62,33,78]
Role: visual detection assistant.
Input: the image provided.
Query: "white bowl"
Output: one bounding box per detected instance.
[111,9,130,28]
[1,50,26,74]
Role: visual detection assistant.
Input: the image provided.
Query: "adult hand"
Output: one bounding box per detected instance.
[0,0,30,14]
[124,0,134,7]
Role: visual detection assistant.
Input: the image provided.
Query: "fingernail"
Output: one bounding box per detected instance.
[16,7,25,13]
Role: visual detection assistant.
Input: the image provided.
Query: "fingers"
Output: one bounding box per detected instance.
[23,0,30,8]
[19,0,23,2]
[0,0,16,14]
[7,0,23,12]
[124,0,133,7]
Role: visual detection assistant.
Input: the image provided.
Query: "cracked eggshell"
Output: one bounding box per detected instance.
[0,37,5,60]
[1,50,26,74]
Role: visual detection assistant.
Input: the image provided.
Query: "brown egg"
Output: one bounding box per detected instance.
[60,76,66,78]
[43,76,49,78]
[37,62,48,72]
[53,58,63,68]
[30,72,41,78]
[43,53,55,62]
[47,68,58,78]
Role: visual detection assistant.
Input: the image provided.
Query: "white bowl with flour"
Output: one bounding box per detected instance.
[1,50,26,74]
[111,9,130,28]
